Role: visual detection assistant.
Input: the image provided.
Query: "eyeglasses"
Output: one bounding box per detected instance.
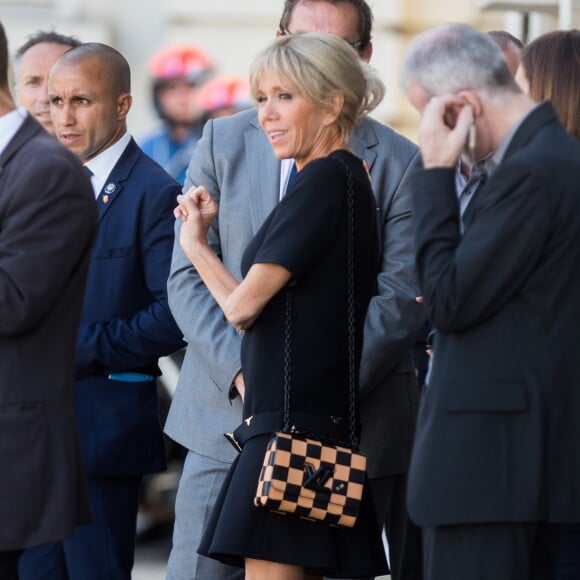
[279,28,365,51]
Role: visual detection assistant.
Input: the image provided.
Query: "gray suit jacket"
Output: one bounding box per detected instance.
[165,108,424,477]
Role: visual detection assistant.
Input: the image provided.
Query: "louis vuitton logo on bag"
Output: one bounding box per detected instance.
[303,463,333,492]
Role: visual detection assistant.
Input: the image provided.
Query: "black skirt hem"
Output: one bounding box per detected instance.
[198,545,390,579]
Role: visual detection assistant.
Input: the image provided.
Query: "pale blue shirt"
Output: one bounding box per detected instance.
[279,158,295,200]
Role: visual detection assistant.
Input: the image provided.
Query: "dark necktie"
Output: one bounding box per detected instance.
[286,162,298,193]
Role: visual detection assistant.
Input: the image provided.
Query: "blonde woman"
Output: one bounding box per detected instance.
[175,32,388,580]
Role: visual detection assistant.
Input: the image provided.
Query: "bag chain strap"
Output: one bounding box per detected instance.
[281,158,359,450]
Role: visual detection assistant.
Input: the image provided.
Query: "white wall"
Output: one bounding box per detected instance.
[2,0,565,141]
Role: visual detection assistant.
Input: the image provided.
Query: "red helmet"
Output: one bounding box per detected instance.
[149,45,213,121]
[149,45,212,84]
[195,75,251,118]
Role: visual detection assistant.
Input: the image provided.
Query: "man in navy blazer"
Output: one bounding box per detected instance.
[401,24,580,579]
[19,43,184,580]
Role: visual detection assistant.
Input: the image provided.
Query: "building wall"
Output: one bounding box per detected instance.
[0,0,562,142]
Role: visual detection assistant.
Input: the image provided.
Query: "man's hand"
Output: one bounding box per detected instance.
[419,95,474,169]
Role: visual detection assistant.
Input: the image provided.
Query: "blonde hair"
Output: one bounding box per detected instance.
[250,32,384,143]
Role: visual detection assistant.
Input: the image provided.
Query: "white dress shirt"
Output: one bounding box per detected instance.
[84,132,132,198]
[0,107,26,157]
[279,157,295,200]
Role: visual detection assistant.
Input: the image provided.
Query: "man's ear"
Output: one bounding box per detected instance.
[360,41,373,63]
[117,93,132,120]
[457,90,482,118]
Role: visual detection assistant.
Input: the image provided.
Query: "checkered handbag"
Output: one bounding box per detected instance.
[255,432,366,527]
[253,159,366,528]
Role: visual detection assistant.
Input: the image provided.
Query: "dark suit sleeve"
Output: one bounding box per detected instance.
[75,180,184,375]
[0,144,96,337]
[413,161,551,334]
[359,146,425,394]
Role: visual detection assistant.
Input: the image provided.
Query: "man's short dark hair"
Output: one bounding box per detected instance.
[14,30,81,62]
[279,0,373,49]
[487,30,525,52]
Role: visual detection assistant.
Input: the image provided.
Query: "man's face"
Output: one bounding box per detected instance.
[502,47,521,77]
[284,0,372,62]
[404,80,431,117]
[405,80,491,163]
[15,42,72,134]
[157,78,199,125]
[515,64,530,96]
[49,56,130,162]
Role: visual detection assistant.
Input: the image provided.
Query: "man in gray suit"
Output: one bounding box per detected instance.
[165,1,425,578]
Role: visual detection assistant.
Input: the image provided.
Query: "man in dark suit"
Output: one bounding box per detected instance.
[0,21,96,580]
[401,23,580,579]
[165,2,425,579]
[18,43,184,580]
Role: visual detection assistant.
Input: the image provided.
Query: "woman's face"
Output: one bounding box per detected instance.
[256,71,336,170]
[515,64,531,96]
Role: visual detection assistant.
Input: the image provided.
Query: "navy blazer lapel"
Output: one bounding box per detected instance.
[246,114,280,233]
[351,118,379,174]
[96,138,141,221]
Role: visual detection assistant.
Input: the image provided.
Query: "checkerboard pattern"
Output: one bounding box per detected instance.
[254,432,367,528]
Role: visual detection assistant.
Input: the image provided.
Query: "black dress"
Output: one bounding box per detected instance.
[198,150,388,578]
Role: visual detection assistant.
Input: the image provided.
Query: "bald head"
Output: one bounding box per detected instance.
[55,43,131,98]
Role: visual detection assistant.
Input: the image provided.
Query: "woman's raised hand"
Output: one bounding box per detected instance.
[175,186,218,252]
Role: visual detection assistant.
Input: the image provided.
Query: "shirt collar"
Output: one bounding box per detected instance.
[279,158,295,200]
[487,104,540,175]
[0,107,27,157]
[84,132,131,196]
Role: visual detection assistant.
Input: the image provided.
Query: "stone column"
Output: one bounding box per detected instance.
[559,0,580,27]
